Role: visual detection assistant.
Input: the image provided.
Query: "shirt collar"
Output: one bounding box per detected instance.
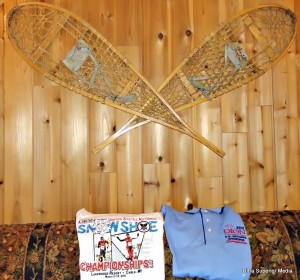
[185,206,225,214]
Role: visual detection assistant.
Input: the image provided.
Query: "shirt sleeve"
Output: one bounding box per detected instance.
[161,204,168,216]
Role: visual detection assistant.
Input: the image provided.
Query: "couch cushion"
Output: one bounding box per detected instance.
[0,221,80,279]
[1,210,300,280]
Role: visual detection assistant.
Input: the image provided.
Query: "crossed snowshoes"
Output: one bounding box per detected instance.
[7,3,297,157]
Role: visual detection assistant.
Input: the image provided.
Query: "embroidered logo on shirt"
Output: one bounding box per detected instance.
[223,224,248,244]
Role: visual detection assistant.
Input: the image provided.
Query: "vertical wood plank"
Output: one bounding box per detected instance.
[218,0,244,22]
[193,0,220,40]
[88,0,117,174]
[33,86,62,222]
[196,177,223,209]
[142,0,170,164]
[273,56,290,210]
[110,0,144,213]
[244,1,273,108]
[247,71,273,107]
[285,49,300,210]
[89,102,116,173]
[261,106,276,210]
[0,4,3,222]
[274,48,300,210]
[0,3,3,39]
[169,0,197,210]
[86,0,118,215]
[116,122,143,213]
[193,100,223,210]
[218,1,249,213]
[221,88,248,133]
[142,0,171,88]
[144,169,158,213]
[296,0,300,55]
[108,173,118,213]
[0,36,4,223]
[115,48,143,214]
[273,58,289,210]
[61,90,89,220]
[58,1,90,219]
[222,133,250,212]
[89,172,117,213]
[143,163,171,212]
[269,0,294,9]
[247,106,265,211]
[295,0,300,212]
[247,105,276,211]
[4,4,34,223]
[191,0,224,210]
[194,100,223,177]
[87,0,115,40]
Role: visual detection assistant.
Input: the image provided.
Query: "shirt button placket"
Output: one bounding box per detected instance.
[204,212,213,242]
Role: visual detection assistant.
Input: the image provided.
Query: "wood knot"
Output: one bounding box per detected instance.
[99,161,105,168]
[258,162,264,169]
[234,113,243,123]
[185,29,192,36]
[187,203,193,210]
[158,32,164,40]
[144,181,160,187]
[158,155,163,161]
[171,178,176,183]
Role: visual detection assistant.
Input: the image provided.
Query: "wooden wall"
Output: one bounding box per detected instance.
[1,0,300,224]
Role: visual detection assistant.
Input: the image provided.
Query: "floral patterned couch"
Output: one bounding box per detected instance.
[0,210,300,280]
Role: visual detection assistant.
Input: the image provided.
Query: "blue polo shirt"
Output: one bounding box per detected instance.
[161,205,252,280]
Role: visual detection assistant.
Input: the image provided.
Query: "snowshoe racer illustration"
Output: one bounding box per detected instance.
[117,232,139,260]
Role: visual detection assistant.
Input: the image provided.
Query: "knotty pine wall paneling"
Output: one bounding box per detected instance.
[87,0,118,214]
[1,0,300,224]
[192,0,223,209]
[113,0,144,214]
[219,0,250,211]
[86,0,117,214]
[0,3,4,223]
[244,0,276,212]
[273,51,300,210]
[142,0,170,165]
[33,86,63,222]
[143,163,171,213]
[4,0,34,223]
[142,0,172,213]
[219,0,250,213]
[169,0,196,211]
[59,1,90,221]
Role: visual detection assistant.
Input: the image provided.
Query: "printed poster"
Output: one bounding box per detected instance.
[76,209,165,280]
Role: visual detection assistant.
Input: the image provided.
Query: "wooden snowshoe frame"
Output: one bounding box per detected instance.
[93,4,297,153]
[6,3,296,155]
